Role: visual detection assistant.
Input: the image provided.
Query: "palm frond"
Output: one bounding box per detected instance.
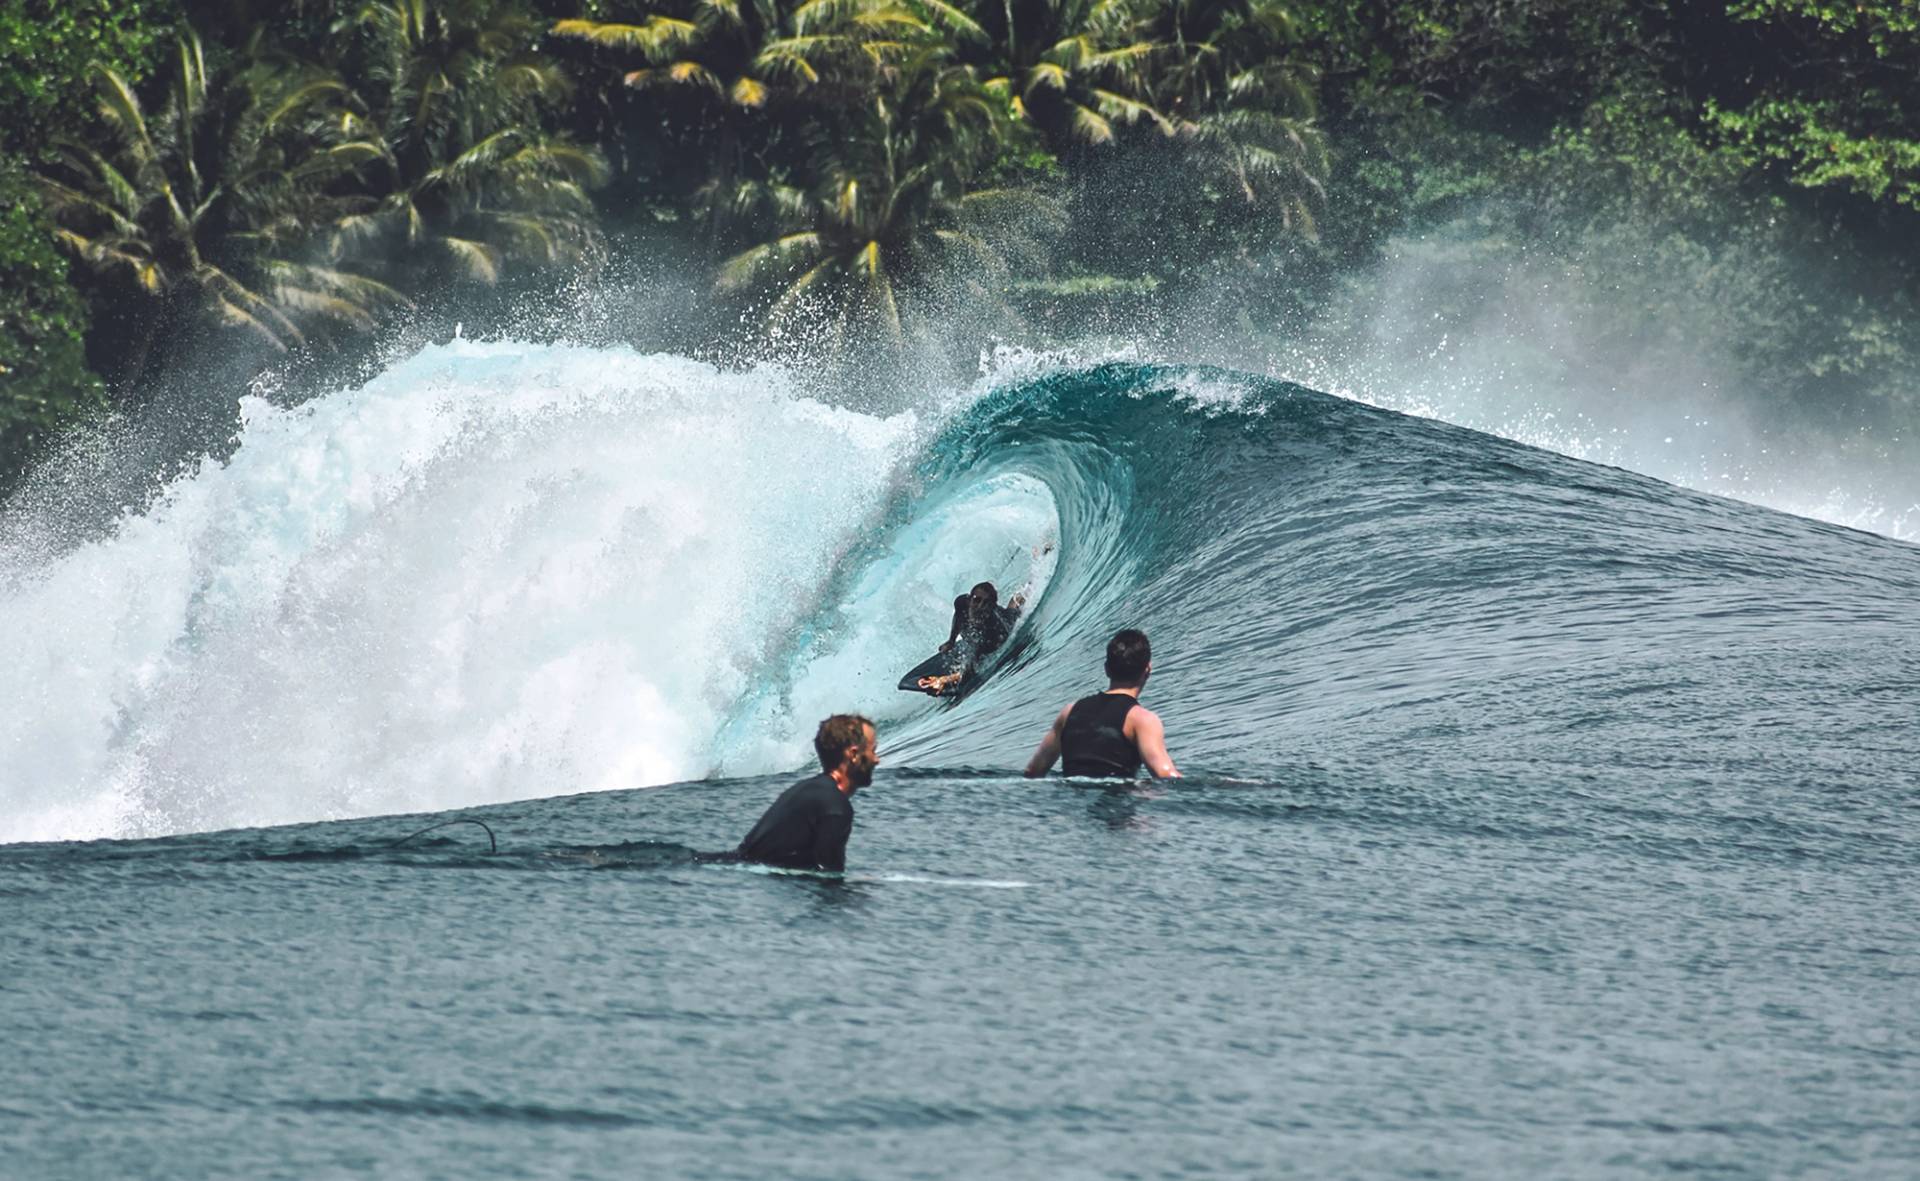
[1068,102,1115,144]
[667,60,725,93]
[719,232,828,291]
[441,236,502,282]
[203,265,305,346]
[1025,62,1070,96]
[731,76,769,107]
[36,168,142,231]
[550,18,700,58]
[791,0,869,36]
[907,0,987,44]
[271,261,412,309]
[497,61,571,102]
[293,141,390,182]
[1091,89,1174,134]
[210,295,290,348]
[93,69,159,177]
[265,79,352,129]
[267,283,378,329]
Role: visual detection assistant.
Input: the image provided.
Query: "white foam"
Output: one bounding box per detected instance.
[0,342,918,843]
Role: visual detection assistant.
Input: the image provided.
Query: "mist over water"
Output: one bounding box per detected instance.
[1279,216,1920,541]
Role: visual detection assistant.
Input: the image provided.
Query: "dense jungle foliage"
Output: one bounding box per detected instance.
[3,0,1917,487]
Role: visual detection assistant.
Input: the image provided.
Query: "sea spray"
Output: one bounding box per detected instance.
[0,342,921,842]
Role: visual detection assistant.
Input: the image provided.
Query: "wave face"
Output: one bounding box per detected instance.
[5,347,1919,842]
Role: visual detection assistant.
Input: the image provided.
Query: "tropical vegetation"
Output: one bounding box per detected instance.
[3,0,1918,488]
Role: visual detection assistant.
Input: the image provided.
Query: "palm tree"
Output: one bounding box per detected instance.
[34,32,405,387]
[552,0,977,111]
[551,0,787,111]
[311,0,609,287]
[964,0,1172,152]
[1138,0,1324,225]
[717,52,1063,354]
[548,0,942,247]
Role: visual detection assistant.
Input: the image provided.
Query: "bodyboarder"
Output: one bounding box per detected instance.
[917,581,1026,695]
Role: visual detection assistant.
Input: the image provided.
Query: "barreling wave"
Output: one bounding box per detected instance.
[4,346,1918,844]
[745,360,1920,786]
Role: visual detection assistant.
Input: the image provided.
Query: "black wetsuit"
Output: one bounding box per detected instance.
[735,774,853,872]
[1060,692,1142,778]
[949,597,1018,663]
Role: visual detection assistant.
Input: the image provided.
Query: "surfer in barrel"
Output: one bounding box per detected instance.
[1023,628,1179,779]
[722,714,878,873]
[916,581,1026,695]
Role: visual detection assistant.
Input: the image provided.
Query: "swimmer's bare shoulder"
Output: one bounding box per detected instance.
[1122,704,1179,778]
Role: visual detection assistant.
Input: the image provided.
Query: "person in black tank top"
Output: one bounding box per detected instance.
[1059,692,1143,777]
[1024,629,1180,780]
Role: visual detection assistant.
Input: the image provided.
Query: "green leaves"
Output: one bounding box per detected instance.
[0,0,176,162]
[1706,98,1920,208]
[0,159,107,485]
[1703,4,1920,208]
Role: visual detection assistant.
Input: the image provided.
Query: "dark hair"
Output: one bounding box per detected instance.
[970,582,998,605]
[814,714,875,771]
[1104,629,1151,685]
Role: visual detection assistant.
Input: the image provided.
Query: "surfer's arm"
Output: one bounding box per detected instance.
[1128,708,1180,778]
[1023,704,1072,777]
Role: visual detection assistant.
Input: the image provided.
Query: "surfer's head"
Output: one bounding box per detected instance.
[968,581,999,622]
[1105,629,1151,689]
[815,713,879,790]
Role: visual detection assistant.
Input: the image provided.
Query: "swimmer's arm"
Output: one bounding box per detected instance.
[813,813,852,873]
[1128,708,1181,778]
[1022,704,1072,778]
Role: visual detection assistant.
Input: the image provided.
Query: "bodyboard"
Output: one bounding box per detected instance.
[897,650,964,695]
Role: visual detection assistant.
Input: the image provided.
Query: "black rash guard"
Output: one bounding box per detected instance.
[736,774,854,872]
[1060,692,1142,778]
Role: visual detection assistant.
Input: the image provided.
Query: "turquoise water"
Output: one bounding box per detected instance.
[3,352,1917,1177]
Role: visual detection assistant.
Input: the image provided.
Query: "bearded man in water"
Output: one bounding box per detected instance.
[729,714,879,872]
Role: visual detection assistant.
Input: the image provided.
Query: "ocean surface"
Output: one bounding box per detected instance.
[3,347,1917,1178]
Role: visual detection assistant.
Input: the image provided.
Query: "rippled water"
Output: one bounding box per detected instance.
[3,354,1917,1177]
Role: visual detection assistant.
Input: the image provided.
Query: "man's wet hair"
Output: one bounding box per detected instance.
[970,581,998,605]
[1105,629,1151,686]
[814,714,875,771]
